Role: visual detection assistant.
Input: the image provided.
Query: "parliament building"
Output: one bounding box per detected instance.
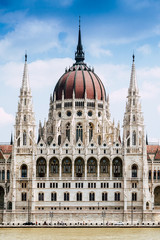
[0,23,160,225]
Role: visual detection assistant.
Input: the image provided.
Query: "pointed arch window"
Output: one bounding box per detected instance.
[89,123,93,142]
[58,135,61,146]
[23,131,27,145]
[7,170,10,181]
[22,192,27,201]
[98,135,101,145]
[51,192,57,201]
[24,115,26,122]
[77,192,82,201]
[89,192,95,201]
[39,192,44,201]
[132,192,137,201]
[132,131,136,145]
[76,123,83,142]
[66,123,70,141]
[21,164,27,178]
[115,192,120,201]
[64,192,69,201]
[132,164,138,178]
[102,192,107,201]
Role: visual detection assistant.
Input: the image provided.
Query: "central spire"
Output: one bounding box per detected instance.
[75,16,85,64]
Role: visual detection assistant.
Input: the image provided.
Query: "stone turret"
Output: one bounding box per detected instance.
[14,53,36,151]
[123,55,144,150]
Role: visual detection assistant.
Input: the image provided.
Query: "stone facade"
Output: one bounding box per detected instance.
[0,26,160,225]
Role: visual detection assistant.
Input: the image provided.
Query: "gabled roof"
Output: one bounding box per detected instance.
[147,145,160,160]
[0,145,12,154]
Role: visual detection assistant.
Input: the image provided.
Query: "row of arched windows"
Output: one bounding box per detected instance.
[51,122,101,145]
[37,192,124,202]
[35,157,123,178]
[21,161,138,179]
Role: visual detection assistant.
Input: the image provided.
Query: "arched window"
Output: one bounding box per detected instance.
[21,164,27,178]
[132,164,138,178]
[38,192,44,201]
[75,158,84,177]
[17,138,20,147]
[23,131,27,145]
[49,158,59,176]
[51,192,57,201]
[88,158,97,173]
[113,158,122,177]
[7,170,10,181]
[98,135,101,145]
[21,192,27,201]
[66,123,70,141]
[100,158,109,173]
[77,192,82,201]
[132,192,137,201]
[2,170,5,180]
[7,201,12,210]
[102,192,107,201]
[76,123,83,142]
[115,192,120,201]
[89,192,95,201]
[24,115,26,122]
[132,131,136,145]
[58,135,61,146]
[64,192,69,201]
[62,158,71,173]
[89,123,93,142]
[36,158,46,177]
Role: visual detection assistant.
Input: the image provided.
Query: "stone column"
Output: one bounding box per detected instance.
[85,161,87,180]
[110,159,112,180]
[59,161,62,180]
[72,160,74,180]
[97,160,100,179]
[47,158,49,179]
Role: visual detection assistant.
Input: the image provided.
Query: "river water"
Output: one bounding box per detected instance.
[0,228,160,240]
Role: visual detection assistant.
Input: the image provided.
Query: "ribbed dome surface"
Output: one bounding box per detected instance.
[54,64,106,101]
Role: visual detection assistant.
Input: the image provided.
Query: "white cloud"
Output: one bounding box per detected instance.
[0,17,69,62]
[0,58,74,89]
[110,88,128,103]
[95,63,130,90]
[140,81,160,99]
[88,44,112,58]
[137,44,151,55]
[0,107,14,126]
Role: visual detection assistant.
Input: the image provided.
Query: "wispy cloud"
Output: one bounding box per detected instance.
[0,58,74,89]
[88,43,112,58]
[137,44,151,55]
[0,107,14,126]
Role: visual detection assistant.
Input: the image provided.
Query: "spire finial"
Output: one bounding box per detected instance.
[132,53,135,63]
[79,16,80,29]
[75,17,85,64]
[25,50,27,62]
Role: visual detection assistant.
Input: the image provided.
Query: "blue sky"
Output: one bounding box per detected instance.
[1,0,160,142]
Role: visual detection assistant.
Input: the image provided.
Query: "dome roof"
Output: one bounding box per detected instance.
[54,64,106,101]
[53,19,106,101]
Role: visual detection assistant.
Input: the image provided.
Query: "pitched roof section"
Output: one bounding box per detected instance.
[0,145,12,154]
[147,145,160,160]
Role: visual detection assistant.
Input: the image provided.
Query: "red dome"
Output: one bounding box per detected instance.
[54,64,106,101]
